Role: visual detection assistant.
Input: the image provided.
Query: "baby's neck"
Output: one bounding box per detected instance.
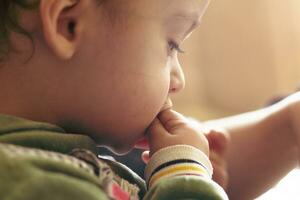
[0,60,58,124]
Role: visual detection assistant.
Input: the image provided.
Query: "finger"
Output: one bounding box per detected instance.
[158,109,187,132]
[158,109,186,123]
[206,130,229,156]
[141,151,150,164]
[210,151,226,167]
[146,118,169,142]
[212,164,228,189]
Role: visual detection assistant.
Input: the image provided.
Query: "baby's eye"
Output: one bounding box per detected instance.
[168,41,185,54]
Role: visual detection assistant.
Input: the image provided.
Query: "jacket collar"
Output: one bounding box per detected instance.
[0,114,98,154]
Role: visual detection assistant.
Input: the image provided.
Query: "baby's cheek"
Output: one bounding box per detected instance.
[139,83,168,112]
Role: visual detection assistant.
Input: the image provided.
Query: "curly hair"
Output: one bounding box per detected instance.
[0,0,106,63]
[0,0,39,62]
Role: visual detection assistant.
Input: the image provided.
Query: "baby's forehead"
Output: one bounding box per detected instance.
[165,0,209,10]
[164,0,209,20]
[123,0,209,21]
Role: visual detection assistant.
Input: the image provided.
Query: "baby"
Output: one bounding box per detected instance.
[0,0,227,199]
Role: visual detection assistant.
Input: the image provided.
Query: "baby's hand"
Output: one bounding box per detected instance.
[147,109,209,157]
[143,111,230,189]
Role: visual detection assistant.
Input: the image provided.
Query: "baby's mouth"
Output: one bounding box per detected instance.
[135,99,173,149]
[160,98,173,112]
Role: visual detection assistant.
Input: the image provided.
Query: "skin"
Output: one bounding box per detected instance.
[6,2,298,198]
[3,1,300,198]
[204,92,300,199]
[0,0,210,155]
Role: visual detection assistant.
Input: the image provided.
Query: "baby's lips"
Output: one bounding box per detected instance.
[134,137,149,149]
[160,98,173,112]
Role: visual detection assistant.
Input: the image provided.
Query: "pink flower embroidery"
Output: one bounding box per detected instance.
[109,182,130,200]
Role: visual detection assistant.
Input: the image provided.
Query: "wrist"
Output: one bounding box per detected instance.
[144,145,213,189]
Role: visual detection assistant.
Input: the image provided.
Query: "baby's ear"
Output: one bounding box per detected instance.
[39,0,88,60]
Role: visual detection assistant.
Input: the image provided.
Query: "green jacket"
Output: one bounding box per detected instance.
[0,114,228,200]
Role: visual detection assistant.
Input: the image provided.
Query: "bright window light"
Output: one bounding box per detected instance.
[256,169,300,199]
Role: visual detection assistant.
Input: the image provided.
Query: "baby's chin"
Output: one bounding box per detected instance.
[107,133,149,155]
[102,110,162,155]
[106,140,137,155]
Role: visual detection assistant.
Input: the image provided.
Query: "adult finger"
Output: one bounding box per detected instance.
[212,163,228,189]
[206,130,230,156]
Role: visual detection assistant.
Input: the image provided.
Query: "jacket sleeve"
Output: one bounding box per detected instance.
[0,148,109,200]
[142,145,228,200]
[144,176,227,200]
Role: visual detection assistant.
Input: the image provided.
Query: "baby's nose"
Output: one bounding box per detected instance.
[169,65,185,93]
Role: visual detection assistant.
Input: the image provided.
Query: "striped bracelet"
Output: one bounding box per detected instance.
[144,145,213,188]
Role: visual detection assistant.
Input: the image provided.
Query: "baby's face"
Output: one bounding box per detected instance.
[60,0,209,153]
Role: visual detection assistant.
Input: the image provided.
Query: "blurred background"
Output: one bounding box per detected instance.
[174,0,300,118]
[172,0,300,199]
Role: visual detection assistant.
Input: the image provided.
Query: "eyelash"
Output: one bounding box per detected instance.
[168,40,185,54]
